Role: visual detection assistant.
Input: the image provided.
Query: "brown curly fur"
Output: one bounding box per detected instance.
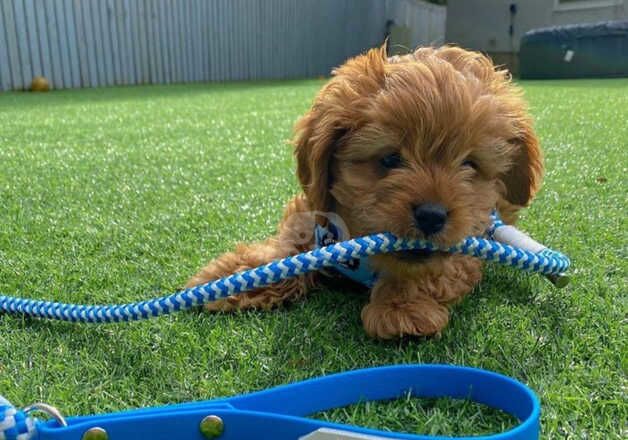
[186,45,543,339]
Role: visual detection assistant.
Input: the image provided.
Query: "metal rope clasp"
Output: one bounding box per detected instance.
[1,396,66,440]
[23,402,68,427]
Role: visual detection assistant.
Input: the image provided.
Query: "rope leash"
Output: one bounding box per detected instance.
[0,215,570,324]
[1,215,567,439]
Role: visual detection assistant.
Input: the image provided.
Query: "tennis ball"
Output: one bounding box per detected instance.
[31,76,50,92]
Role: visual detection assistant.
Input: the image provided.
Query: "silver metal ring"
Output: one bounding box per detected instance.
[23,403,68,427]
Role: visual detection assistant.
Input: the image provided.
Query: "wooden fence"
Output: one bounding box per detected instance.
[0,0,445,91]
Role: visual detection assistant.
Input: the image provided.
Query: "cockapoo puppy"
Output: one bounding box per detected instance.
[186,45,543,339]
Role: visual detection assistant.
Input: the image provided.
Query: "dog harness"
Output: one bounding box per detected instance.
[314,221,379,287]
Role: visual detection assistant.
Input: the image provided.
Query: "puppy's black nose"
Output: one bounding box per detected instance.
[413,203,448,236]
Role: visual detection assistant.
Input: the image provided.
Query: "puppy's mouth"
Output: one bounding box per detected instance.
[393,249,447,263]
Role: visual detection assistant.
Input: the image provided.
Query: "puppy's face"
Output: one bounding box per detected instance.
[294,46,543,272]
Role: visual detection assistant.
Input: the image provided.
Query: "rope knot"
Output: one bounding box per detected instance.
[0,396,37,440]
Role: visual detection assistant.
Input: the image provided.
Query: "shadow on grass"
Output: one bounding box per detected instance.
[0,79,324,109]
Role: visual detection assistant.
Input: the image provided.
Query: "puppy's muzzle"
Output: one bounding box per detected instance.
[413,203,447,236]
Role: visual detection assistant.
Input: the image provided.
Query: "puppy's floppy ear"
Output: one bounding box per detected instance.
[500,119,544,206]
[293,45,387,212]
[293,108,347,212]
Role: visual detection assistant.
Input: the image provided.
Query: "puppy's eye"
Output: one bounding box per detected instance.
[462,159,478,170]
[380,153,402,169]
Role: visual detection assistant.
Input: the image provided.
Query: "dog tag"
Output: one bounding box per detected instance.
[299,428,391,440]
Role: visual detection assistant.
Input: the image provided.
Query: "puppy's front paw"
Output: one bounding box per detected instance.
[361,298,449,339]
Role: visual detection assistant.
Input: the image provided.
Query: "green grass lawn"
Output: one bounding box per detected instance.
[0,79,626,438]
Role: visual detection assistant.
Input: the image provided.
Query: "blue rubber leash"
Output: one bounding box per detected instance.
[0,213,570,323]
[1,364,540,440]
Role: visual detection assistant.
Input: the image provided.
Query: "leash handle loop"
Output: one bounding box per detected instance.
[34,365,540,440]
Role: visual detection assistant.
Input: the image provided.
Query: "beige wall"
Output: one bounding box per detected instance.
[446,0,627,53]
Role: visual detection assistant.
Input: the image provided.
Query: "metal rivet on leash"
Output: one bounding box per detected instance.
[82,427,109,440]
[200,414,224,439]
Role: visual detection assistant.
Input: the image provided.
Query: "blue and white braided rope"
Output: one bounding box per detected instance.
[0,397,36,440]
[0,227,569,324]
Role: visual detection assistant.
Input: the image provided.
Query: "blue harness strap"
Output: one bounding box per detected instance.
[2,364,541,440]
[315,223,378,287]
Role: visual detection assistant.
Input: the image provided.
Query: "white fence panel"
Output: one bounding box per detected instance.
[0,0,445,91]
